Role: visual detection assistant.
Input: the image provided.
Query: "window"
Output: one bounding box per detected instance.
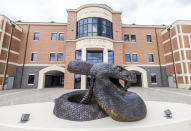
[125,54,131,62]
[151,74,157,83]
[51,33,57,40]
[87,51,103,64]
[57,53,63,61]
[131,34,136,42]
[75,50,82,61]
[108,51,114,64]
[31,53,37,61]
[50,53,56,61]
[124,34,129,42]
[76,17,113,39]
[74,74,81,89]
[147,35,152,42]
[132,54,138,62]
[28,75,35,84]
[59,33,64,41]
[34,32,40,40]
[148,54,154,62]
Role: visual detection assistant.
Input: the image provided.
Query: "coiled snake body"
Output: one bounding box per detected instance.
[53,60,147,122]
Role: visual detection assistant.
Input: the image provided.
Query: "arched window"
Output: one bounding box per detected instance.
[76,17,113,39]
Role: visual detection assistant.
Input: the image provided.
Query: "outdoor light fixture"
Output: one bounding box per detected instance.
[164,109,172,119]
[20,114,30,122]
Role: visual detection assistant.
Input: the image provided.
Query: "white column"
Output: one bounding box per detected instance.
[103,48,108,63]
[81,48,86,89]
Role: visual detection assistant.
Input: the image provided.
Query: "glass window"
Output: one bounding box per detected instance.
[147,35,152,42]
[88,18,92,23]
[83,24,88,34]
[57,53,63,61]
[74,74,81,89]
[28,75,35,84]
[148,54,154,62]
[92,18,97,23]
[59,33,64,41]
[131,34,136,42]
[108,51,114,64]
[124,34,129,42]
[75,50,81,61]
[31,53,37,61]
[125,54,131,62]
[88,24,92,32]
[132,54,138,62]
[80,20,83,25]
[51,33,57,40]
[151,74,157,83]
[92,24,97,32]
[50,53,56,61]
[87,51,103,64]
[34,32,39,40]
[76,17,113,39]
[84,18,88,24]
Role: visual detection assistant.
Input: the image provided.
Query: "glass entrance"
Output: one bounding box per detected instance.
[86,51,103,89]
[86,51,103,64]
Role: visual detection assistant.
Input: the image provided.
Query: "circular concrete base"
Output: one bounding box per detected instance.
[0,101,191,131]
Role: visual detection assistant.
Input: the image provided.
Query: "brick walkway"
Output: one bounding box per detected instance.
[0,87,190,107]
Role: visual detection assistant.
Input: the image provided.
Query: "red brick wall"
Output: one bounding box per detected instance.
[66,11,77,40]
[122,27,165,65]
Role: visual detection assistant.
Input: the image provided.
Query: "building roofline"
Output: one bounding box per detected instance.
[0,15,23,31]
[122,24,168,28]
[171,20,191,26]
[67,4,122,14]
[15,22,68,25]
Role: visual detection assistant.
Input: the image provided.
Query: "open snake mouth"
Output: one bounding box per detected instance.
[109,77,129,96]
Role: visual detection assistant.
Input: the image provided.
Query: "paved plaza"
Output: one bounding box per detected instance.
[0,87,191,107]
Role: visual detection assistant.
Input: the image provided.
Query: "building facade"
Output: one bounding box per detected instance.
[0,4,191,90]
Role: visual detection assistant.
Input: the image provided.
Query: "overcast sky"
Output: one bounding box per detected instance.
[0,0,191,25]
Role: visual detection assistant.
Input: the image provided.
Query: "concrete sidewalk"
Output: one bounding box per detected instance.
[0,87,190,107]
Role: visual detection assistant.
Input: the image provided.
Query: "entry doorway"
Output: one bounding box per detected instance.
[168,76,174,88]
[125,71,142,87]
[45,71,64,88]
[86,50,103,89]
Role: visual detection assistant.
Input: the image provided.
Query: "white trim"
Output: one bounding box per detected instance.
[0,59,18,66]
[189,35,191,48]
[2,31,21,42]
[38,65,65,89]
[27,83,35,86]
[174,25,185,84]
[16,64,65,66]
[0,17,7,55]
[123,64,166,67]
[164,48,191,56]
[173,74,191,77]
[164,60,191,66]
[1,48,19,55]
[124,66,148,88]
[162,33,191,44]
[180,24,191,85]
[16,22,67,26]
[122,24,166,28]
[0,74,8,77]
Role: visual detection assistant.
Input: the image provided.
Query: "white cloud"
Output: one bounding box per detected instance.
[0,0,190,25]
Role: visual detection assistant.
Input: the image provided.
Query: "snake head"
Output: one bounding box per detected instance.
[109,66,137,96]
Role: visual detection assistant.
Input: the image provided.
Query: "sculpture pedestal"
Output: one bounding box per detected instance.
[0,101,191,131]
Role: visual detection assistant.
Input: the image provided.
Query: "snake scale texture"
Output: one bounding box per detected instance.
[53,60,147,122]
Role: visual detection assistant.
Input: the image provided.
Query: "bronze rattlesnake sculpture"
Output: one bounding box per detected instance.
[53,60,147,122]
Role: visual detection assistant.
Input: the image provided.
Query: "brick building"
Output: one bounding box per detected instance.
[0,4,190,90]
